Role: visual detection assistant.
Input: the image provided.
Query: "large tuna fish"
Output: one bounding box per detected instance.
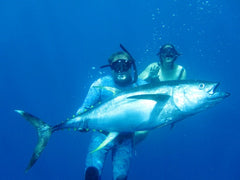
[15,80,230,172]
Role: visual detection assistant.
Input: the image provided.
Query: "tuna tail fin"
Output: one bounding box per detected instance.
[15,110,52,172]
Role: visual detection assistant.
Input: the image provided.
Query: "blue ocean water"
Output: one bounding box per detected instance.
[1,0,239,179]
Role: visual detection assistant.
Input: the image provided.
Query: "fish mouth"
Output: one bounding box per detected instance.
[208,82,230,100]
[208,82,219,95]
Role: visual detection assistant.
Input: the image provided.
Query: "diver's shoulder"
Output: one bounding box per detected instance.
[91,75,112,86]
[101,75,113,81]
[175,63,185,68]
[176,64,186,71]
[95,75,115,86]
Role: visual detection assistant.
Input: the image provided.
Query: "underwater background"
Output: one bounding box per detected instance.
[1,0,239,179]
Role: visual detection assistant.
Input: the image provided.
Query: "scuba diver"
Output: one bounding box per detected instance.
[76,45,146,180]
[135,43,187,147]
[139,43,186,82]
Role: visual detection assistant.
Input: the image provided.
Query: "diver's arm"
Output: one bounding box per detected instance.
[76,79,102,115]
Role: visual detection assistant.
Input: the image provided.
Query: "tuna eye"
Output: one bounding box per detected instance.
[199,83,205,89]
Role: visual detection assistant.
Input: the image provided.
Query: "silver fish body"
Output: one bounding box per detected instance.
[15,80,230,172]
[61,80,229,132]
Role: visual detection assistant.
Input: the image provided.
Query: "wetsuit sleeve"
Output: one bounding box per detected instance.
[76,79,102,115]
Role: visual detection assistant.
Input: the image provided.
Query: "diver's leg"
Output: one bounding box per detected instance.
[85,132,111,180]
[112,134,133,180]
[85,166,99,180]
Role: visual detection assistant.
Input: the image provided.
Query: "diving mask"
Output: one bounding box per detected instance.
[111,59,132,73]
[160,47,179,58]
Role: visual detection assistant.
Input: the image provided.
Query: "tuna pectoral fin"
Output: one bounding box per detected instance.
[129,93,170,120]
[15,110,52,172]
[90,132,119,153]
[128,94,170,103]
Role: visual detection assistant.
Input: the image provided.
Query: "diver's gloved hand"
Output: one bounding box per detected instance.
[149,63,160,77]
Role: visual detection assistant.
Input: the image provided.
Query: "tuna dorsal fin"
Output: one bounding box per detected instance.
[93,86,121,95]
[149,95,170,122]
[90,132,119,153]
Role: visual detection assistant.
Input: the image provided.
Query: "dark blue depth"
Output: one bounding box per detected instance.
[0,0,239,179]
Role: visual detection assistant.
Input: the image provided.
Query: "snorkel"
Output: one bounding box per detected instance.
[100,44,138,84]
[119,44,138,83]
